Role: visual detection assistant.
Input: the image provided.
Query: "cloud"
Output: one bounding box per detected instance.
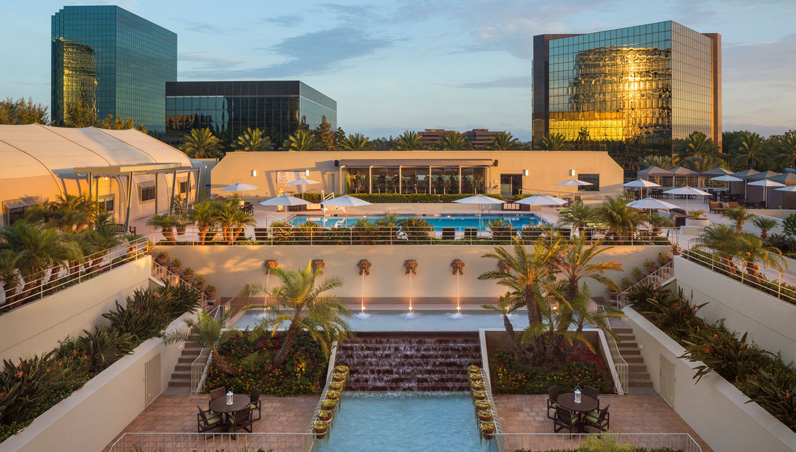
[723,35,796,89]
[175,20,230,35]
[458,76,530,89]
[260,15,304,27]
[179,52,245,70]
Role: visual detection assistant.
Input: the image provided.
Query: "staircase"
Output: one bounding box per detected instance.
[609,319,654,394]
[168,340,202,393]
[335,332,481,391]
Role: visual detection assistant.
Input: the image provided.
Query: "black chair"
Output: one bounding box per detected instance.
[546,386,559,420]
[553,406,580,436]
[196,405,223,433]
[582,385,600,409]
[209,386,225,410]
[249,386,262,421]
[254,227,269,242]
[583,404,610,432]
[231,408,254,433]
[464,228,477,239]
[442,227,455,240]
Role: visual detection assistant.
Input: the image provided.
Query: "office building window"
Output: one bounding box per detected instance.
[140,185,156,202]
[578,174,600,191]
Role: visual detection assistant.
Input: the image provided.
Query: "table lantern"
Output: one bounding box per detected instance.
[226,390,233,405]
[574,388,582,404]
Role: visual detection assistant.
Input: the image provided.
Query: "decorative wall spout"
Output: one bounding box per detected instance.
[404,259,418,275]
[357,259,371,276]
[450,259,465,276]
[263,259,279,274]
[312,259,326,273]
[497,261,510,273]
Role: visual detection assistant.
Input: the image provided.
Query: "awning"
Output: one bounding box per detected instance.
[73,162,192,175]
[337,158,495,167]
[3,198,38,210]
[138,181,156,189]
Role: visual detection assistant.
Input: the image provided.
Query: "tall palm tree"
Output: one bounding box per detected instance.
[488,132,520,150]
[481,293,529,360]
[736,131,765,170]
[438,131,472,150]
[163,310,241,376]
[639,155,677,170]
[180,128,221,158]
[395,131,426,150]
[0,250,21,303]
[340,133,371,151]
[682,154,724,176]
[555,237,622,301]
[733,234,784,283]
[283,129,322,151]
[244,263,351,369]
[234,128,272,152]
[538,133,568,150]
[775,130,796,169]
[190,199,218,245]
[147,214,179,244]
[682,131,716,156]
[752,216,778,240]
[595,196,642,240]
[722,206,754,233]
[556,201,595,234]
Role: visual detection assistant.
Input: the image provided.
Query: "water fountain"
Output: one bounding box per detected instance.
[402,259,418,318]
[311,259,326,273]
[449,259,465,319]
[355,259,371,319]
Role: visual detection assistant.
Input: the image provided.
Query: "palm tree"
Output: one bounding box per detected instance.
[682,154,724,176]
[556,201,595,234]
[645,212,672,236]
[595,196,642,240]
[694,224,740,271]
[395,131,425,150]
[682,132,716,156]
[723,206,754,233]
[752,216,778,240]
[481,293,528,360]
[736,131,765,170]
[340,133,370,151]
[538,133,568,150]
[180,128,221,158]
[438,131,472,150]
[234,128,272,152]
[775,131,796,169]
[25,194,100,231]
[163,310,242,376]
[0,250,21,303]
[639,155,677,170]
[147,214,179,244]
[555,237,622,301]
[283,129,321,151]
[190,199,218,245]
[733,234,784,283]
[555,284,622,336]
[244,263,351,369]
[488,132,520,150]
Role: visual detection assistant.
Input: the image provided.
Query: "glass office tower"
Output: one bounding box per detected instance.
[165,81,337,147]
[52,6,177,131]
[532,21,721,150]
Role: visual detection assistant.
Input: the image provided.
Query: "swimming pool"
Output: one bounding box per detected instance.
[312,392,497,452]
[289,214,544,230]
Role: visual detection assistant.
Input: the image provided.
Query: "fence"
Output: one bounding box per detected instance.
[598,308,628,396]
[151,259,209,307]
[495,432,702,452]
[614,260,675,308]
[0,236,148,314]
[108,432,314,452]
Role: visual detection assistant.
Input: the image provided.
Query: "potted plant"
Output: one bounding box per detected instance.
[175,217,188,236]
[632,267,644,281]
[686,209,710,227]
[671,242,682,256]
[155,251,169,266]
[474,400,491,411]
[330,381,344,391]
[332,372,346,382]
[658,250,672,265]
[321,399,338,411]
[181,267,194,282]
[204,285,216,299]
[469,372,482,382]
[334,365,349,378]
[477,410,493,422]
[472,390,487,401]
[313,421,329,439]
[168,258,181,274]
[643,258,657,273]
[605,288,618,299]
[480,421,496,439]
[467,365,480,373]
[326,390,341,400]
[318,410,333,422]
[194,276,206,291]
[621,277,633,290]
[470,380,485,391]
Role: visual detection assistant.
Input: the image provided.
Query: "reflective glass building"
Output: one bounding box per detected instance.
[51,6,177,131]
[165,81,337,147]
[532,21,721,149]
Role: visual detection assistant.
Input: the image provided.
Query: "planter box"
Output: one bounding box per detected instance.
[685,218,709,227]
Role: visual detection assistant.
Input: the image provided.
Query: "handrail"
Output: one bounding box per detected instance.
[0,236,148,314]
[151,260,208,307]
[614,261,674,308]
[597,309,628,396]
[494,432,702,452]
[108,432,315,452]
[307,341,339,435]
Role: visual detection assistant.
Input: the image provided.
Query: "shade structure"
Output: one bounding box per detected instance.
[711,175,743,183]
[701,168,734,177]
[259,194,310,221]
[748,179,785,208]
[627,198,679,210]
[638,166,672,178]
[452,194,506,205]
[664,186,711,212]
[516,195,567,206]
[285,178,320,186]
[749,170,781,180]
[733,169,760,180]
[320,195,373,207]
[769,173,796,185]
[220,183,258,192]
[555,179,593,186]
[775,185,796,192]
[624,179,661,199]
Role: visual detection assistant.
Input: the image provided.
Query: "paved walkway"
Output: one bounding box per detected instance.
[494,393,712,451]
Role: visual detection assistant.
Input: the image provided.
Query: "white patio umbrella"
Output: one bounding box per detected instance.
[775,185,796,192]
[555,179,593,187]
[515,195,568,206]
[627,198,679,210]
[453,194,506,229]
[285,178,320,199]
[624,179,661,198]
[748,179,785,208]
[220,182,258,192]
[259,195,311,221]
[320,195,373,224]
[710,175,743,183]
[664,186,711,213]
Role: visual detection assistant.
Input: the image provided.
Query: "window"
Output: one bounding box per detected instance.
[578,174,600,191]
[179,181,188,194]
[140,185,156,202]
[100,196,114,212]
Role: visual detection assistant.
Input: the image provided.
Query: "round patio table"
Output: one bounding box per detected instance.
[209,394,250,432]
[557,393,598,413]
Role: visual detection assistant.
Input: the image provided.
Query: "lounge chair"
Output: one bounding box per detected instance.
[196,405,223,433]
[583,404,610,432]
[441,227,455,241]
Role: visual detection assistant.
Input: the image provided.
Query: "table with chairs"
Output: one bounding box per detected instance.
[197,386,261,434]
[547,385,610,435]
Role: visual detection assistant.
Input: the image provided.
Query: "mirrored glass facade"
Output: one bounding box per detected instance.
[51,6,177,131]
[532,21,721,149]
[165,81,337,147]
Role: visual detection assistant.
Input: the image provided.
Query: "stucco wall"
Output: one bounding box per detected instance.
[0,312,190,452]
[624,308,796,452]
[209,150,624,199]
[0,256,152,363]
[156,245,664,306]
[674,256,796,363]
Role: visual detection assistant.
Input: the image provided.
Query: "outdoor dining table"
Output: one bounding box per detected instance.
[556,393,598,432]
[209,394,250,432]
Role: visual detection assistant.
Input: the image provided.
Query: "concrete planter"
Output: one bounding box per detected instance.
[685,218,710,227]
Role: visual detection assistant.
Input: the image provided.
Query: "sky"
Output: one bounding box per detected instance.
[2,0,795,141]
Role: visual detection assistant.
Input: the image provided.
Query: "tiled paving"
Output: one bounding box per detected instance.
[494,394,713,452]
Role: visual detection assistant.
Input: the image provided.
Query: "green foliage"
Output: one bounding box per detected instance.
[394,131,426,150]
[180,128,222,158]
[397,217,433,242]
[234,128,272,152]
[64,99,97,128]
[0,97,48,125]
[437,131,472,150]
[783,213,796,238]
[681,324,768,384]
[103,285,200,341]
[314,116,335,151]
[97,114,137,130]
[538,133,568,150]
[340,133,370,151]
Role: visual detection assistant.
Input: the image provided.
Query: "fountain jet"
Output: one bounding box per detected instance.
[404,259,418,313]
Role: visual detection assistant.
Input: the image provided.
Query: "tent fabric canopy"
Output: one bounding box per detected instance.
[701,168,734,176]
[638,166,672,177]
[669,167,698,176]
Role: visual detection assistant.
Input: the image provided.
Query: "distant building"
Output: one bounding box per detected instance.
[165,81,337,147]
[417,129,503,149]
[532,21,721,150]
[51,5,177,131]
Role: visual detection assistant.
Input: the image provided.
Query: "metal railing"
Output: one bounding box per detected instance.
[480,368,503,436]
[494,432,702,452]
[307,342,339,435]
[599,314,628,396]
[108,432,314,452]
[0,236,148,314]
[151,260,209,307]
[614,261,675,308]
[190,302,229,394]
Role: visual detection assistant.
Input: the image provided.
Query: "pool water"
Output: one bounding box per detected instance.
[234,310,531,332]
[289,214,543,230]
[312,393,497,452]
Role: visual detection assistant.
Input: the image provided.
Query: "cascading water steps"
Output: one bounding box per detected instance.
[335,332,482,392]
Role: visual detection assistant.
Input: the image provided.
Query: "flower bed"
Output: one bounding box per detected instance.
[490,344,614,394]
[522,448,684,452]
[203,331,326,396]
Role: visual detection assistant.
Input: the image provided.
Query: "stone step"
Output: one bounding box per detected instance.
[171,370,191,379]
[175,364,191,372]
[170,379,192,388]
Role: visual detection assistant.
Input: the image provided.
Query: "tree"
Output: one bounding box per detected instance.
[679,131,716,156]
[694,224,739,258]
[315,116,335,151]
[147,214,179,244]
[488,132,520,150]
[283,129,322,151]
[244,263,351,369]
[555,237,622,302]
[722,206,754,233]
[395,131,425,150]
[163,310,242,376]
[556,201,595,234]
[538,133,568,150]
[732,234,784,283]
[438,131,472,150]
[98,114,135,130]
[736,131,765,170]
[234,128,272,152]
[0,97,48,125]
[775,130,796,170]
[190,199,218,245]
[682,154,724,176]
[752,216,778,240]
[334,127,346,149]
[595,196,642,240]
[180,128,221,158]
[25,194,100,232]
[639,155,677,170]
[0,250,21,303]
[481,293,528,359]
[340,133,370,151]
[65,99,97,128]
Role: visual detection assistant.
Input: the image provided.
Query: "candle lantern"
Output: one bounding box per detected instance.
[574,388,582,404]
[226,390,233,405]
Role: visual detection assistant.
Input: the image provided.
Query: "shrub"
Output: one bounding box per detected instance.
[783,213,796,237]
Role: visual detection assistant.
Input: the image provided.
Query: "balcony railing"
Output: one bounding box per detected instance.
[108,432,314,452]
[494,432,702,452]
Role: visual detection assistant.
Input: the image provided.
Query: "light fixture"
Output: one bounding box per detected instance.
[522,169,529,176]
[305,169,310,177]
[251,170,257,177]
[569,169,576,177]
[103,177,109,181]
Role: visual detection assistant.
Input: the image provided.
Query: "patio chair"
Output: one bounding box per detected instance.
[231,408,254,433]
[546,385,559,420]
[254,227,269,242]
[441,227,455,240]
[249,386,262,421]
[583,404,610,432]
[209,386,225,409]
[196,405,223,433]
[553,406,580,436]
[582,385,600,408]
[464,228,477,240]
